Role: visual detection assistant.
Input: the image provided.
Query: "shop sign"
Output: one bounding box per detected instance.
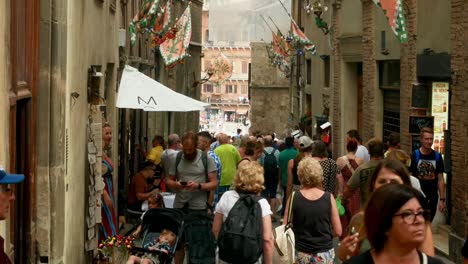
[431,82,449,154]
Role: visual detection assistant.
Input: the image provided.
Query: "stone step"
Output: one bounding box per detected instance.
[433,225,450,259]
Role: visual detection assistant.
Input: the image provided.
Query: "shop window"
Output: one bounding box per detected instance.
[225,84,237,94]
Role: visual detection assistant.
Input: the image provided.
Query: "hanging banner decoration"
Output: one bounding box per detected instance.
[291,20,317,55]
[269,31,291,77]
[372,0,408,43]
[151,0,174,47]
[272,31,289,58]
[207,53,233,87]
[159,4,192,67]
[129,0,161,46]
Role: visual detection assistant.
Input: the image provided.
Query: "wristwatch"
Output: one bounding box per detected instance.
[198,183,202,190]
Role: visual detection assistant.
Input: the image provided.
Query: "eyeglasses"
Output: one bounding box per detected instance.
[394,210,430,224]
[0,184,12,196]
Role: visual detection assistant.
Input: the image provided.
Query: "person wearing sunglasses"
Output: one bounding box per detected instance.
[0,166,25,264]
[344,183,443,263]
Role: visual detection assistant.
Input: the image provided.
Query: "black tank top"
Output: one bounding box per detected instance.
[292,191,333,254]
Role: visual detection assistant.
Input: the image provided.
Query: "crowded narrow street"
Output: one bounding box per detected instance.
[1,0,467,263]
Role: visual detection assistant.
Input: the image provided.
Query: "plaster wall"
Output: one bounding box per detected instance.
[374,7,401,60]
[417,0,451,53]
[64,0,119,261]
[301,1,334,124]
[340,0,362,36]
[340,62,358,155]
[35,0,119,262]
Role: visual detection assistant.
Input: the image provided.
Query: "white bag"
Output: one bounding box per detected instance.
[273,192,296,263]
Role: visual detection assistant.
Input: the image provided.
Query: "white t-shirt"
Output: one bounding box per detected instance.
[215,190,272,220]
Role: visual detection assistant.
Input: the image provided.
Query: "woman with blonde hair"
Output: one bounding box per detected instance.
[212,161,274,264]
[283,157,342,264]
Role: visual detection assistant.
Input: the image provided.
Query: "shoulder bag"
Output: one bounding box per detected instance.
[273,192,296,263]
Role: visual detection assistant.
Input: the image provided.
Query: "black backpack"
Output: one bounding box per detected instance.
[263,150,278,181]
[217,193,263,264]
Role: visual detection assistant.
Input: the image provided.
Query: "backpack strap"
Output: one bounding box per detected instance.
[415,149,421,166]
[175,151,183,180]
[202,151,208,182]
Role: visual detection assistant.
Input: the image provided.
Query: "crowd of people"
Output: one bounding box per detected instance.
[89,124,466,263]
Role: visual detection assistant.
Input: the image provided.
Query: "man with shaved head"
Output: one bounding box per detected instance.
[214,133,241,198]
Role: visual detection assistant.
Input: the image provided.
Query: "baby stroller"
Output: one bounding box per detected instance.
[132,208,185,264]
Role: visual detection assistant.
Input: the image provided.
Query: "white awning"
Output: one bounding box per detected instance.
[117,65,209,112]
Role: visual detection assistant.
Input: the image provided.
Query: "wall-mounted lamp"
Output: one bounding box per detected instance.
[303,0,331,35]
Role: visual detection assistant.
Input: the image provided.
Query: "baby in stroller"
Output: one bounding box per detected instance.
[127,229,176,264]
[127,208,184,264]
[147,229,176,254]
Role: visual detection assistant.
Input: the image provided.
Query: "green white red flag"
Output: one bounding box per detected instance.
[129,0,160,46]
[291,20,316,55]
[159,4,192,66]
[373,0,408,43]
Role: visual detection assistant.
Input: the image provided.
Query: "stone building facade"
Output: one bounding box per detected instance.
[0,0,203,263]
[249,43,291,135]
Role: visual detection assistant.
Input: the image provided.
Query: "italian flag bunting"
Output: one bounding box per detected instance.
[373,0,408,43]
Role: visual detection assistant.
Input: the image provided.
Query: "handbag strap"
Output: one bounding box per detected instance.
[287,191,295,224]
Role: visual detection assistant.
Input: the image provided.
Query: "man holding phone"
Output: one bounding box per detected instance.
[166,131,218,210]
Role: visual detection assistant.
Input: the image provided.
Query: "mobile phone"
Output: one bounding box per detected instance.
[180,181,187,186]
[349,226,357,236]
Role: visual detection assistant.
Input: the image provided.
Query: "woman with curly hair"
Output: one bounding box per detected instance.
[212,161,274,264]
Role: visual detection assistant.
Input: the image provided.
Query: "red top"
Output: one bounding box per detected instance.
[127,173,149,209]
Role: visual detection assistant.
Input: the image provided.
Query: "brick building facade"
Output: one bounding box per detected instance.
[448,0,468,262]
[290,0,465,261]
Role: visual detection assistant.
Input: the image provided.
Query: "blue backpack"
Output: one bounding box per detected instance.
[414,149,441,166]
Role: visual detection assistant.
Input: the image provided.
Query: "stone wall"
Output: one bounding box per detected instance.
[250,42,290,135]
[449,0,468,262]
